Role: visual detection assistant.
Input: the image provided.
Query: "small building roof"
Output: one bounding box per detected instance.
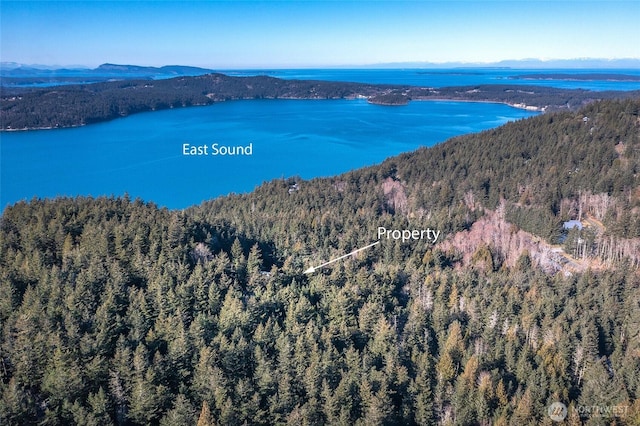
[563,220,583,230]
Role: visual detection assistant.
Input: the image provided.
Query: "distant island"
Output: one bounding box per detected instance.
[2,72,639,130]
[509,73,640,82]
[0,63,216,87]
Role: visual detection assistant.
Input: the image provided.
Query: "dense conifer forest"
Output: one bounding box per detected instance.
[1,99,639,425]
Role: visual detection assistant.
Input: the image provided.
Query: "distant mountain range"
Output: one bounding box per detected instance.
[0,63,219,88]
[361,58,640,69]
[0,62,216,79]
[2,58,640,74]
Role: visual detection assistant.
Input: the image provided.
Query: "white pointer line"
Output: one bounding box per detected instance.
[303,241,380,274]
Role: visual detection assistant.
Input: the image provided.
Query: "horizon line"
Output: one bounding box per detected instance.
[3,58,640,71]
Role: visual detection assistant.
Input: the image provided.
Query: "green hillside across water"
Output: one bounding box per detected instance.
[1,99,639,424]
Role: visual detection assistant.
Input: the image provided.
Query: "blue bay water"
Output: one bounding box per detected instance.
[2,99,536,210]
[4,68,640,91]
[224,68,640,91]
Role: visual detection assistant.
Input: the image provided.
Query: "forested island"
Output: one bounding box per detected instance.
[2,72,639,130]
[0,63,217,88]
[509,73,640,82]
[1,98,639,424]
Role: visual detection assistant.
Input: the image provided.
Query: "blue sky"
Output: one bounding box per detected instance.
[1,1,639,68]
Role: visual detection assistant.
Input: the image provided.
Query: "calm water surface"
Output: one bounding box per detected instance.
[2,99,537,210]
[225,68,640,91]
[5,68,640,91]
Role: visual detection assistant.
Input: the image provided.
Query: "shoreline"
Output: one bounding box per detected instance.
[409,97,545,112]
[0,96,544,132]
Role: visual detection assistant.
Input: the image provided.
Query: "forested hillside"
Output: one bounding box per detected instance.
[1,99,639,425]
